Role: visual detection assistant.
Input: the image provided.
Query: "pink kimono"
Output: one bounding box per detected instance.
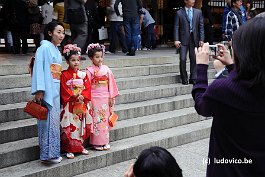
[86,64,119,146]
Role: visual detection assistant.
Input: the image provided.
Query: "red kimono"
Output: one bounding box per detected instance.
[60,67,93,153]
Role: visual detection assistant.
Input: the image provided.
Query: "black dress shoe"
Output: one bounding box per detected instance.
[189,80,196,85]
[182,80,188,85]
[126,51,135,56]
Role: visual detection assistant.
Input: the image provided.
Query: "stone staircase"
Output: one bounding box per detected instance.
[0,50,214,177]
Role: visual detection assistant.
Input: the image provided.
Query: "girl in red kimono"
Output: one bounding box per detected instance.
[60,44,93,159]
[86,43,119,151]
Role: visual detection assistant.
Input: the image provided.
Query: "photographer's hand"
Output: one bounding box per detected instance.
[214,44,233,66]
[124,164,135,177]
[195,42,210,65]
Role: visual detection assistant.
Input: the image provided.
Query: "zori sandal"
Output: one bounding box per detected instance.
[82,149,89,155]
[93,145,104,151]
[66,153,75,159]
[103,144,111,150]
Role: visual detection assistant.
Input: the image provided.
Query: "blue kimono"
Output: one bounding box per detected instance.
[31,40,62,160]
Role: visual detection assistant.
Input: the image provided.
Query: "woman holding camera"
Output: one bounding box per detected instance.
[192,17,265,177]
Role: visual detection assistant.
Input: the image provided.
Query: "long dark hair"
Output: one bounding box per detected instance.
[232,17,265,87]
[133,146,183,177]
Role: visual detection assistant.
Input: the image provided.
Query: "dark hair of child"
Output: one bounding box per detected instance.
[133,146,183,177]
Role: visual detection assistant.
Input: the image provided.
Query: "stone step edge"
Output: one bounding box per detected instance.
[0,56,179,77]
[0,107,207,145]
[0,119,212,177]
[0,83,192,106]
[0,108,209,168]
[0,94,192,113]
[0,107,201,153]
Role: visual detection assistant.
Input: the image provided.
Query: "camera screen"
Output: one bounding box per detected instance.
[209,45,218,56]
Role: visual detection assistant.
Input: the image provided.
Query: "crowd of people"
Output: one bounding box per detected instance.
[0,0,158,57]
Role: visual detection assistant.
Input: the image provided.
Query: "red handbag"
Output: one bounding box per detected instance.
[24,101,48,120]
[108,112,118,127]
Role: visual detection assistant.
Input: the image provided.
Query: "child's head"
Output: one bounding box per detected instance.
[86,43,105,67]
[63,44,82,70]
[133,146,183,177]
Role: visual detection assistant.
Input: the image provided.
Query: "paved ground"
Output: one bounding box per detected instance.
[76,138,209,177]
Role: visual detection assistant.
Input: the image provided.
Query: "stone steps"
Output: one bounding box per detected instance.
[0,106,208,169]
[0,83,196,143]
[0,55,178,76]
[0,51,214,176]
[0,119,212,177]
[0,69,216,105]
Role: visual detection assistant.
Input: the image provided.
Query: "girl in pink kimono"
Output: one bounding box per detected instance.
[86,43,119,150]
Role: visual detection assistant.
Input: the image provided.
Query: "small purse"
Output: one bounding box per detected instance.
[108,112,118,127]
[24,100,48,120]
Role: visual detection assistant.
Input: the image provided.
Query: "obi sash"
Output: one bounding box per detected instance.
[91,75,108,86]
[50,63,62,80]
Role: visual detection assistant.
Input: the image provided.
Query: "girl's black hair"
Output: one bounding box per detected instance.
[87,48,104,58]
[232,17,265,87]
[133,146,183,177]
[64,50,81,61]
[44,21,64,41]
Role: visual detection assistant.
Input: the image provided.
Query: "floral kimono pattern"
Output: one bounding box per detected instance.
[86,64,119,146]
[60,67,93,153]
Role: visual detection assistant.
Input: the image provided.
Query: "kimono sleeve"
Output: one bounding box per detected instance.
[31,47,46,95]
[60,72,76,105]
[81,75,91,103]
[107,67,119,98]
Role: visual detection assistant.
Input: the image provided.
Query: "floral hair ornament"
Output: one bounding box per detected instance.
[63,44,82,57]
[86,43,106,54]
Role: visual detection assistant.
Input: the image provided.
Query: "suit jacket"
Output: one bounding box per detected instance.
[174,7,204,47]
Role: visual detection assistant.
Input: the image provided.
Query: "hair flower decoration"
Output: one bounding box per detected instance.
[86,43,105,54]
[63,44,82,57]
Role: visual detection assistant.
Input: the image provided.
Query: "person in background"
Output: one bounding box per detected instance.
[53,0,71,53]
[240,1,247,23]
[64,0,88,55]
[86,43,119,151]
[27,0,42,52]
[124,146,183,177]
[1,1,15,53]
[31,21,65,164]
[174,0,204,85]
[246,0,258,20]
[41,0,53,41]
[224,0,243,42]
[201,0,214,45]
[106,0,127,54]
[192,17,265,177]
[222,0,231,40]
[60,44,92,159]
[140,7,156,50]
[114,0,142,56]
[10,0,29,54]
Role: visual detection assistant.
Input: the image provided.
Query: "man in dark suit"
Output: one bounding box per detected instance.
[174,0,204,85]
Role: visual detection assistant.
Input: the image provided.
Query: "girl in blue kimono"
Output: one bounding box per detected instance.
[31,21,65,163]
